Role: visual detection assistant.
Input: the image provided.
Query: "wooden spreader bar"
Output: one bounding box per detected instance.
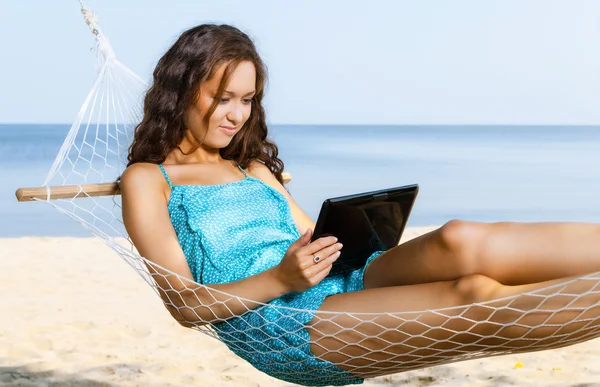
[15,173,292,202]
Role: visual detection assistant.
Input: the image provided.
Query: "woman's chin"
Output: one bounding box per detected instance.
[204,138,234,150]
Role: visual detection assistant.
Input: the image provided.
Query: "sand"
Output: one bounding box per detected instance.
[1,227,599,387]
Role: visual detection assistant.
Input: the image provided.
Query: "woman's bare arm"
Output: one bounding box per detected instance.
[120,163,291,326]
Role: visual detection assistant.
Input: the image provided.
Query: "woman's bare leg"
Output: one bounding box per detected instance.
[309,273,600,378]
[365,220,600,288]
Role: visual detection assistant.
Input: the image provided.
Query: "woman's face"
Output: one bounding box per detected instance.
[185,60,256,150]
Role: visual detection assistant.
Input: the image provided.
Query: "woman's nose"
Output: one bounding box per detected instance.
[227,102,243,123]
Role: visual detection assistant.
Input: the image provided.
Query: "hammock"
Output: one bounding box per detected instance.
[15,2,600,386]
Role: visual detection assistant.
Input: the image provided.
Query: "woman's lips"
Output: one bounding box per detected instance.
[220,126,237,135]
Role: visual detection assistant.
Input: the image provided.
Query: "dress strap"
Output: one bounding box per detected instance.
[158,164,174,189]
[236,162,248,177]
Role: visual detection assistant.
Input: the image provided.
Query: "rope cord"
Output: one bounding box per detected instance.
[35,2,600,385]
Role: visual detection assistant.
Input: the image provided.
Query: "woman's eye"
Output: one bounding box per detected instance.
[216,98,252,104]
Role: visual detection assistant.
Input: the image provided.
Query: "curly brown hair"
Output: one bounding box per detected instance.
[127,24,285,183]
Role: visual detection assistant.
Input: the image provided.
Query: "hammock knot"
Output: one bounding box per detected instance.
[81,10,98,26]
[96,37,116,62]
[80,4,100,36]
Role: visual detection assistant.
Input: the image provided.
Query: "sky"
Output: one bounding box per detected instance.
[1,0,600,125]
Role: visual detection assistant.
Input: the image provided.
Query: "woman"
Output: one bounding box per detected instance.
[121,24,600,386]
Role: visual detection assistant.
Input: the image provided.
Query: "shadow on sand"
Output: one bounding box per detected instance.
[1,364,116,386]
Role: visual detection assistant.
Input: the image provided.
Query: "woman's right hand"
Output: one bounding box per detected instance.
[274,229,343,293]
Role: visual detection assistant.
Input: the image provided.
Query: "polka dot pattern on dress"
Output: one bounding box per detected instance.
[159,163,382,386]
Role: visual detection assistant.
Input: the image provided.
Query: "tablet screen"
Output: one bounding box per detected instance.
[311,185,418,276]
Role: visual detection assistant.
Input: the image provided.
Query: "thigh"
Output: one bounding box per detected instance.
[363,223,484,289]
[362,228,447,288]
[306,279,497,378]
[308,273,600,379]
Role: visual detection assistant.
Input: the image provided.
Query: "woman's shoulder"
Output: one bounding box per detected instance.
[120,162,165,192]
[246,159,272,178]
[246,160,286,192]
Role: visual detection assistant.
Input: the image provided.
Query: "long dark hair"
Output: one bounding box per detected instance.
[127,24,284,183]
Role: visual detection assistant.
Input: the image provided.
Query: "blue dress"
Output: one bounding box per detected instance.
[159,163,383,386]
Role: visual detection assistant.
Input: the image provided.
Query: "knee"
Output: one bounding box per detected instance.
[452,274,501,304]
[437,219,489,274]
[438,219,485,253]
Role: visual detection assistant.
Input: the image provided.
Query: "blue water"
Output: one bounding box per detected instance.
[2,124,600,237]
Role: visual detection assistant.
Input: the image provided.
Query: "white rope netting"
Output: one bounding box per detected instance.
[30,2,600,386]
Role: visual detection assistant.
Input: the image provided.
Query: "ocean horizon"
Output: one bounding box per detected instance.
[2,123,600,237]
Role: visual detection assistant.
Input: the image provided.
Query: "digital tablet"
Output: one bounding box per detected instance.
[310,184,419,276]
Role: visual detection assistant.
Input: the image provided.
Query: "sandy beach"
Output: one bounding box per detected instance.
[1,226,599,387]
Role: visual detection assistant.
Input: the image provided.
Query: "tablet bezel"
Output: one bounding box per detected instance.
[309,184,419,276]
[311,183,419,245]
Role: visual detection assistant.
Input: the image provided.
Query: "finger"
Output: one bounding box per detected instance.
[310,249,341,272]
[289,229,313,252]
[310,254,338,284]
[302,235,339,255]
[314,242,343,262]
[302,228,313,245]
[298,241,342,269]
[301,246,340,278]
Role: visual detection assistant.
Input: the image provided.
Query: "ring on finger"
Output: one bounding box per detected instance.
[313,254,321,263]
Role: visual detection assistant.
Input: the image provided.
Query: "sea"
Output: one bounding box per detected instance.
[1,124,600,237]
